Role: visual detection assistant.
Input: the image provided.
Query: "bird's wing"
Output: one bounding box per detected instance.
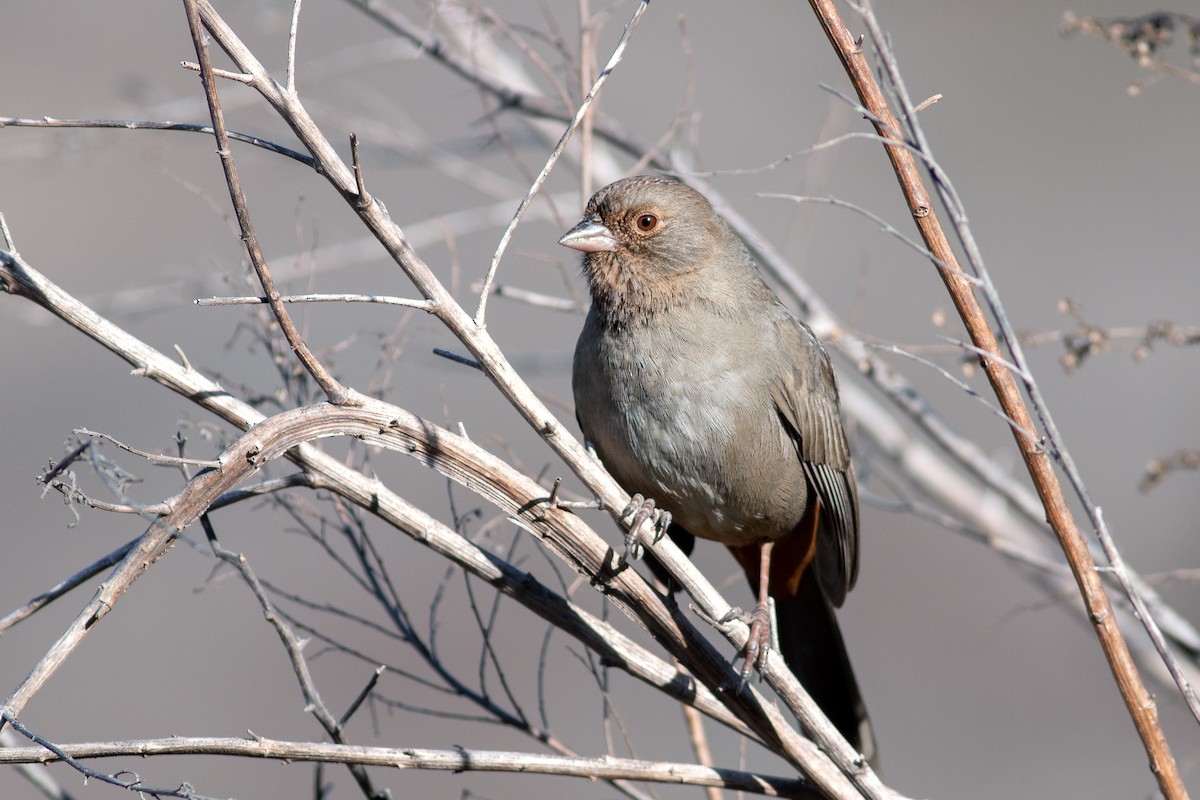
[770,314,860,606]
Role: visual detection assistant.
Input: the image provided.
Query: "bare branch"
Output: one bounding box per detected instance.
[183,0,351,406]
[180,60,255,83]
[201,514,382,798]
[0,732,822,798]
[0,116,313,165]
[196,292,435,310]
[0,538,137,635]
[868,344,1040,448]
[3,714,218,800]
[287,0,303,94]
[73,428,220,468]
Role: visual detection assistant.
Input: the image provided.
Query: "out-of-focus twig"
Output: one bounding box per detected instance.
[1060,11,1200,92]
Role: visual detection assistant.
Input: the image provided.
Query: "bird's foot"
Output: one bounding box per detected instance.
[720,600,775,687]
[618,494,671,565]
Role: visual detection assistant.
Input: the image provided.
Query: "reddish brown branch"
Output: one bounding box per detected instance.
[807,1,1185,797]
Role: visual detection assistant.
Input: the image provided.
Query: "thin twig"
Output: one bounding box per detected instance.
[73,428,220,467]
[0,212,15,251]
[431,347,483,371]
[183,0,351,406]
[492,284,585,313]
[201,514,381,798]
[867,344,1040,448]
[2,713,218,800]
[578,0,595,199]
[0,116,314,165]
[196,292,434,309]
[0,538,137,634]
[758,193,980,288]
[38,439,90,486]
[287,0,302,94]
[180,60,254,83]
[350,132,372,209]
[42,480,171,516]
[1059,11,1200,90]
[680,698,723,800]
[473,0,650,328]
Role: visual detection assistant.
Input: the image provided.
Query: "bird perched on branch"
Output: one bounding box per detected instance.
[562,175,873,759]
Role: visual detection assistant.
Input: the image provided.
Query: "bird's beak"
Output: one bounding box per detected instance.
[559,215,619,253]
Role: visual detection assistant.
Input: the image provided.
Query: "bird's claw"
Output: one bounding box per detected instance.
[720,602,774,687]
[618,494,671,565]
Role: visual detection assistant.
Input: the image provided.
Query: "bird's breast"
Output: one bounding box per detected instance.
[573,311,809,545]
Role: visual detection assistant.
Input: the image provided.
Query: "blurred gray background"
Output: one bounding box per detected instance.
[2,1,1198,798]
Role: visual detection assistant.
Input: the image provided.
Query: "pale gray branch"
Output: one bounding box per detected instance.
[0,735,817,797]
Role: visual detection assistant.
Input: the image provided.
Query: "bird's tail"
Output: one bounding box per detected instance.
[775,572,876,765]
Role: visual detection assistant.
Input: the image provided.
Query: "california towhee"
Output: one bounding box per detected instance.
[562,175,873,758]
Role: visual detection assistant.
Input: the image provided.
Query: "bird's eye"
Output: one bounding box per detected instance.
[635,213,659,232]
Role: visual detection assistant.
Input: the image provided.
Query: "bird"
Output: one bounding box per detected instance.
[562,175,873,759]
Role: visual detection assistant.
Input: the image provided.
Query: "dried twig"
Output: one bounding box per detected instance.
[473,0,650,327]
[0,733,821,797]
[184,0,351,406]
[1060,11,1200,91]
